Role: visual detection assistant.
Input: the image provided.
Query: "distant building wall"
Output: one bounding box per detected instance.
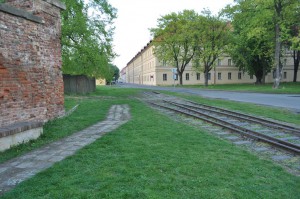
[96,78,106,85]
[0,0,66,127]
[123,41,300,86]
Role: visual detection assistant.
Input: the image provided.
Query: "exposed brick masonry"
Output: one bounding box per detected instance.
[0,0,65,127]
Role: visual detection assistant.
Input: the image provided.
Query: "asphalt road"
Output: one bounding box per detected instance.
[117,83,300,113]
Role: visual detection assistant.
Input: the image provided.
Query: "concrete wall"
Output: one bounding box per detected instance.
[0,0,65,127]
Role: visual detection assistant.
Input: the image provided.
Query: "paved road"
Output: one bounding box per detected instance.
[118,83,300,113]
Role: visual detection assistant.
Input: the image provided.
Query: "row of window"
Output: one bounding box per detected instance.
[140,71,288,82]
[163,71,289,81]
[161,59,233,67]
[160,58,292,69]
[163,72,251,81]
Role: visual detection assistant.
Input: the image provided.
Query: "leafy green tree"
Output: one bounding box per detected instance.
[261,0,299,87]
[61,0,116,79]
[106,64,119,83]
[150,10,198,85]
[223,0,299,86]
[192,10,231,87]
[229,37,273,84]
[222,0,274,84]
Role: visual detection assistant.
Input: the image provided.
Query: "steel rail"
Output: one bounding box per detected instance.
[181,100,300,135]
[147,91,300,134]
[165,100,300,136]
[149,101,300,155]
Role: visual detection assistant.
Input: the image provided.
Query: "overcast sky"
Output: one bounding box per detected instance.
[108,0,235,70]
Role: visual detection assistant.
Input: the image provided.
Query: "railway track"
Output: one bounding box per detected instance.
[180,100,300,135]
[145,92,300,155]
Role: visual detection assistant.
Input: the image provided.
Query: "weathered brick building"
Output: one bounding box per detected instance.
[0,0,65,127]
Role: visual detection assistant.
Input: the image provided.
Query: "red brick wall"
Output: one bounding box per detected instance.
[5,0,35,11]
[0,0,65,127]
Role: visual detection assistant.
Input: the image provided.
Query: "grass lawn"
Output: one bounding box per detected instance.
[176,82,300,94]
[0,87,141,164]
[1,86,300,198]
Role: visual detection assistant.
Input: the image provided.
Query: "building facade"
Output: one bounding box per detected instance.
[121,41,299,86]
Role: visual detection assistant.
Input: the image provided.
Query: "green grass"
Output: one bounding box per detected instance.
[2,88,300,198]
[177,82,300,94]
[0,87,142,164]
[0,98,117,164]
[1,86,300,198]
[90,86,143,97]
[63,97,79,111]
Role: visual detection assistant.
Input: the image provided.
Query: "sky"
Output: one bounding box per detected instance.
[108,0,235,70]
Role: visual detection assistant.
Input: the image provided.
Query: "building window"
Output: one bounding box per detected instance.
[283,72,287,79]
[250,74,253,79]
[228,72,232,80]
[196,73,200,80]
[218,72,221,80]
[218,59,221,66]
[228,59,232,66]
[186,73,189,80]
[208,73,211,80]
[163,74,167,81]
[238,72,242,80]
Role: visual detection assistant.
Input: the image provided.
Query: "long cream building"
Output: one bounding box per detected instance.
[120,41,299,86]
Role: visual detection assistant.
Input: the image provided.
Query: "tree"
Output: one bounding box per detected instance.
[106,64,119,83]
[291,34,300,82]
[281,0,300,82]
[222,0,274,84]
[61,0,116,79]
[192,10,231,87]
[273,0,284,88]
[229,37,273,84]
[265,0,299,88]
[150,10,198,85]
[223,0,299,87]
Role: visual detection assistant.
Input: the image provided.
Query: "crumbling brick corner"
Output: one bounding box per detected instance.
[0,0,66,127]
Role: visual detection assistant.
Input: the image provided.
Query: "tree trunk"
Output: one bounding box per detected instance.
[255,72,263,85]
[293,50,300,82]
[273,1,282,89]
[204,65,209,87]
[262,65,266,84]
[255,77,263,84]
[273,23,281,88]
[178,71,183,85]
[204,71,208,87]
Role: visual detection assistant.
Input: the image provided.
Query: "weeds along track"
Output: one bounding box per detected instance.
[143,91,300,155]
